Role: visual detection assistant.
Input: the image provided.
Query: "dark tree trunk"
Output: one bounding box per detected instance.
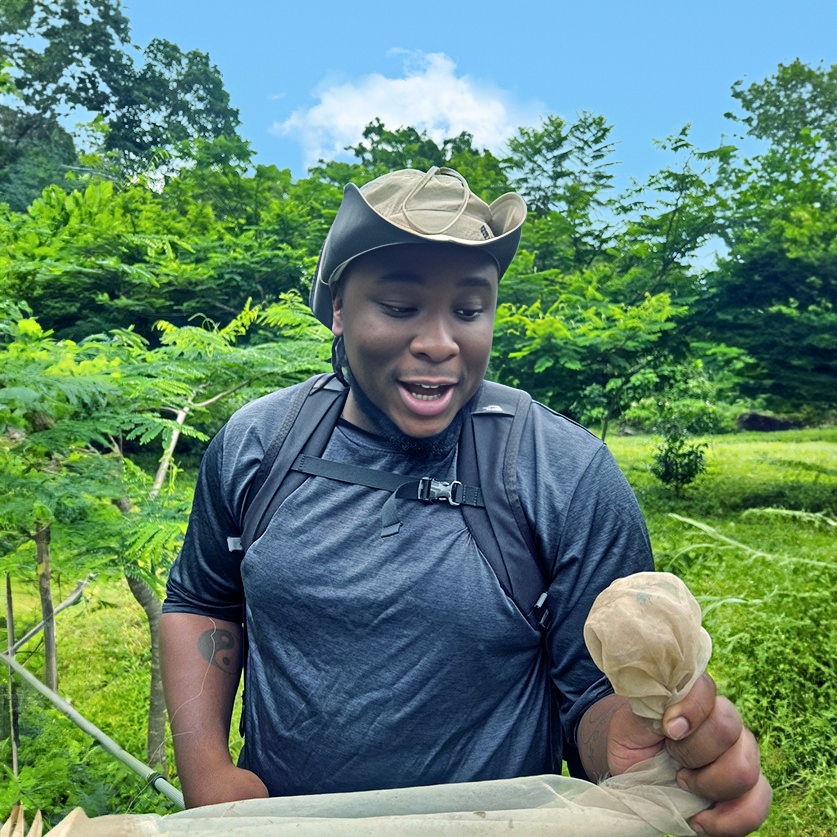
[34,525,57,691]
[123,408,188,774]
[126,574,167,773]
[600,415,611,443]
[5,574,20,776]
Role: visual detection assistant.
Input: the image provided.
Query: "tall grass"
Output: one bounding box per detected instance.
[1,581,177,829]
[609,428,837,836]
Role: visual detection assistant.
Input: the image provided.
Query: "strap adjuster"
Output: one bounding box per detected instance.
[534,591,551,631]
[417,478,464,506]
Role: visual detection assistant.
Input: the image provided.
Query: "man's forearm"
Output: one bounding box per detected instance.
[160,613,244,799]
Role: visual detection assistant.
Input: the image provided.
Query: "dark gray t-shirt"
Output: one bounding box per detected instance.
[164,382,653,796]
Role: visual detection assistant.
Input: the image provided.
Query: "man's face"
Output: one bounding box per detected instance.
[332,243,500,439]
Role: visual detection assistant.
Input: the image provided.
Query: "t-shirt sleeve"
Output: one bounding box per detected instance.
[163,425,247,622]
[518,409,654,750]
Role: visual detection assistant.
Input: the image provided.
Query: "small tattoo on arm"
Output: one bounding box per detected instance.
[197,628,239,675]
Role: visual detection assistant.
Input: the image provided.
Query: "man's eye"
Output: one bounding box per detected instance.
[381,304,415,316]
[456,308,483,321]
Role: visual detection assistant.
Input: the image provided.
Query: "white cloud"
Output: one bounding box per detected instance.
[274,51,542,167]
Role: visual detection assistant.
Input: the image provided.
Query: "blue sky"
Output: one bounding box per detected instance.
[124,0,836,189]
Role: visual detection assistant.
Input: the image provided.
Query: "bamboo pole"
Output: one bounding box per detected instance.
[4,574,18,777]
[0,652,184,810]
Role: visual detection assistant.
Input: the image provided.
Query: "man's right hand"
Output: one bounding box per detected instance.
[182,763,269,809]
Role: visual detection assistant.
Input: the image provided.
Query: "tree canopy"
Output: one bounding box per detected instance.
[1,6,834,439]
[1,0,241,192]
[693,59,837,412]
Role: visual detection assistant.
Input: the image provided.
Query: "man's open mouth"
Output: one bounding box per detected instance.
[403,382,450,401]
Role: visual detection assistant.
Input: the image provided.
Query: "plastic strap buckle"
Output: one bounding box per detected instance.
[534,591,551,631]
[417,477,464,506]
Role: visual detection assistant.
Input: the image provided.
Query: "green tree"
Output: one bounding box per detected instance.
[103,36,240,175]
[0,105,78,211]
[504,113,618,271]
[1,294,330,770]
[725,59,837,162]
[161,136,324,305]
[1,0,240,181]
[492,124,730,434]
[1,0,133,118]
[86,295,329,767]
[0,305,128,690]
[614,127,734,300]
[492,264,683,438]
[0,179,184,339]
[343,119,512,200]
[0,144,346,342]
[694,61,837,412]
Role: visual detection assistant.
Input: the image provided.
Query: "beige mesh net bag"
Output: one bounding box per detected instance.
[51,572,713,836]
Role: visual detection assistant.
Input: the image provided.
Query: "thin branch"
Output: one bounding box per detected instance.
[150,406,189,500]
[192,378,255,409]
[0,651,184,809]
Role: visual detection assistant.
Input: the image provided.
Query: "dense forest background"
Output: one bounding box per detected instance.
[0,1,835,834]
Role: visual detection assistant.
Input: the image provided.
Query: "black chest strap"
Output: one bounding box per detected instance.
[290,453,485,537]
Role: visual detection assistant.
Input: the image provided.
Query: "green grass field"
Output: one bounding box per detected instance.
[2,429,835,834]
[609,429,837,836]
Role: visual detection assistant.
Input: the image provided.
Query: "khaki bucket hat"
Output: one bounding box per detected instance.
[309,166,527,327]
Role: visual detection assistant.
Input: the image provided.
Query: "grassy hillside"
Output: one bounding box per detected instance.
[2,429,835,834]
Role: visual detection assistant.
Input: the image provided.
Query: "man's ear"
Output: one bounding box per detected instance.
[331,292,344,337]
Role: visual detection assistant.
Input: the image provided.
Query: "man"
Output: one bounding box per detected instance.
[161,167,771,834]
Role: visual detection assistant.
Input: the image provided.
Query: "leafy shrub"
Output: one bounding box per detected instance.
[0,581,177,826]
[623,395,739,435]
[0,690,170,828]
[621,351,754,436]
[650,434,707,492]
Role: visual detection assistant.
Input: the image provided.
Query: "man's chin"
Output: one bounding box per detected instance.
[394,415,452,440]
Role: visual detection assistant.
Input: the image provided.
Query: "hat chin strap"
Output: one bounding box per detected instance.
[400,166,470,236]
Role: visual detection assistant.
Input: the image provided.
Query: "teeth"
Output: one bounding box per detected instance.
[408,383,444,400]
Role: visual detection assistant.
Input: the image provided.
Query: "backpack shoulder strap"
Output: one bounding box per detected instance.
[459,380,551,632]
[232,374,550,632]
[234,373,348,553]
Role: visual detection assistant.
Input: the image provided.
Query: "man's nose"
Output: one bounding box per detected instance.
[410,315,459,362]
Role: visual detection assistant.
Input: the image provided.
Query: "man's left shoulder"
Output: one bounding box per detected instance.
[475,382,611,490]
[478,380,601,449]
[523,399,608,465]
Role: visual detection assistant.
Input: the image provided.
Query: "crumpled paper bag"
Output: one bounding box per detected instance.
[585,570,713,727]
